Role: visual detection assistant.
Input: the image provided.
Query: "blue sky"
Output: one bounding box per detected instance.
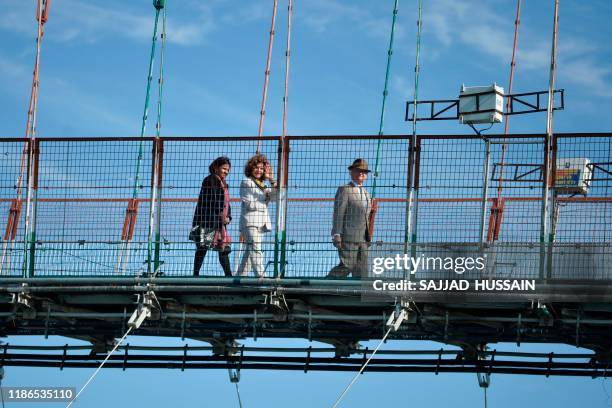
[1,0,612,137]
[1,0,612,407]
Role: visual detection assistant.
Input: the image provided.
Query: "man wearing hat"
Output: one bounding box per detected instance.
[328,158,373,278]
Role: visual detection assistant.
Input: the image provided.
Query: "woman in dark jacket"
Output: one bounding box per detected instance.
[190,156,232,276]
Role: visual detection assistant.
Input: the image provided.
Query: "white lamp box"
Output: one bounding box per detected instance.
[554,157,592,195]
[459,84,504,124]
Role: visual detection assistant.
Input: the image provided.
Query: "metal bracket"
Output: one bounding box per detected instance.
[477,371,491,388]
[227,345,244,384]
[263,290,288,311]
[477,345,491,388]
[386,300,413,332]
[127,289,158,330]
[536,301,553,327]
[12,291,34,310]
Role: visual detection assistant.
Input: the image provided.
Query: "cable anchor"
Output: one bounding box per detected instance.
[386,300,412,331]
[12,285,35,318]
[127,288,158,330]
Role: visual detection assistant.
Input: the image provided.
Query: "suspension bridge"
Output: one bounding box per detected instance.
[0,0,611,406]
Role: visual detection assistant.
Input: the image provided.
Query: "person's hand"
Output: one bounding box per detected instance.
[264,164,275,184]
[224,217,231,225]
[333,235,342,249]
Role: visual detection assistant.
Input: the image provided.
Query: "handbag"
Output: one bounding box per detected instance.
[189,226,215,249]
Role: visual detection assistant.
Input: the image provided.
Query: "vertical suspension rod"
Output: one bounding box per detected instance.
[405,0,423,252]
[274,0,292,277]
[1,1,50,274]
[540,0,560,244]
[118,2,163,274]
[133,5,162,199]
[148,2,167,274]
[21,0,50,277]
[256,0,279,152]
[371,0,399,200]
[495,0,522,203]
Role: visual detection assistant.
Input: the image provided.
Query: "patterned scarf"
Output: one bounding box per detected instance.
[251,177,266,191]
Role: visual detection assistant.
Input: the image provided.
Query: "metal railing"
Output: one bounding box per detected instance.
[0,133,610,280]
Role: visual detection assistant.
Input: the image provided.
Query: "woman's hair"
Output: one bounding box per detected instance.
[209,156,231,174]
[244,154,269,178]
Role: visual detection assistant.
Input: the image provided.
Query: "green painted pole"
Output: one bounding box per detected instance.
[126,2,162,274]
[151,2,167,274]
[371,0,399,200]
[408,0,424,262]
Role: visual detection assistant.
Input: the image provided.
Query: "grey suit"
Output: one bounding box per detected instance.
[328,182,372,278]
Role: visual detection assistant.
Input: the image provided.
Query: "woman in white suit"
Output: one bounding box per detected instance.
[237,154,277,277]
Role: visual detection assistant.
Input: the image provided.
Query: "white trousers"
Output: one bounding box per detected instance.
[237,225,267,277]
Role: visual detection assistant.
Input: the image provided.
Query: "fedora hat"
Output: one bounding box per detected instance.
[348,158,371,173]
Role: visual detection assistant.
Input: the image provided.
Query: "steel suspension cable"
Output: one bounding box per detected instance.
[234,382,244,408]
[371,0,399,200]
[274,0,292,277]
[0,0,50,274]
[22,0,50,277]
[405,0,423,249]
[281,0,292,140]
[494,0,522,205]
[148,1,167,274]
[66,326,133,408]
[331,326,394,408]
[256,0,279,152]
[133,3,163,200]
[117,1,164,273]
[541,0,560,244]
[411,0,423,142]
[241,0,279,263]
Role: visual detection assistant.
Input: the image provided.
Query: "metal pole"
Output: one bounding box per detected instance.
[119,4,162,274]
[480,139,491,243]
[149,2,167,275]
[407,0,424,263]
[403,136,415,271]
[540,0,559,279]
[411,138,422,261]
[371,0,399,199]
[274,0,292,278]
[27,141,40,277]
[23,0,47,278]
[256,0,278,150]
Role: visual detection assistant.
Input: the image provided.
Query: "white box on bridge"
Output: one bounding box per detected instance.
[459,84,504,125]
[555,157,592,195]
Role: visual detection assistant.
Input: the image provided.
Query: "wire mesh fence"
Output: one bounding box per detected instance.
[0,134,610,280]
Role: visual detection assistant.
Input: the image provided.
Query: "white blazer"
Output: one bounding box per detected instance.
[239,178,277,232]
